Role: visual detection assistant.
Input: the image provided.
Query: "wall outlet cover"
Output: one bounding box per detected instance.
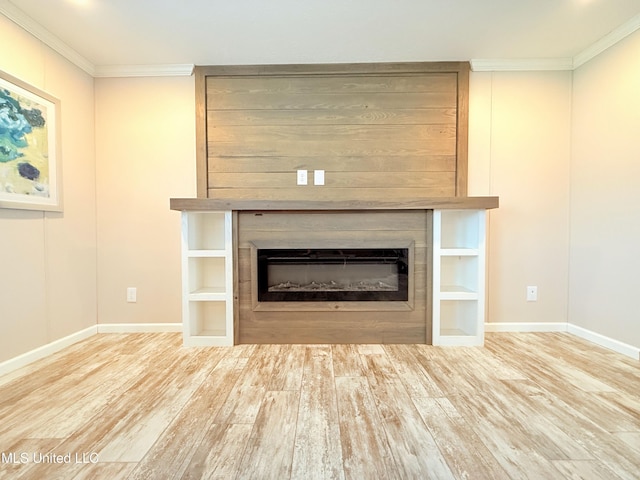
[127,287,137,303]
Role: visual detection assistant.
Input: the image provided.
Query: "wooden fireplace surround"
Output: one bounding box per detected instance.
[171,61,498,344]
[170,197,498,344]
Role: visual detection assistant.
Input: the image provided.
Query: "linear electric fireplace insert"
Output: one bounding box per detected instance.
[257,248,409,302]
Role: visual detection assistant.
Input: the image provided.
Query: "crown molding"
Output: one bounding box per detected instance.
[0,1,193,78]
[0,0,95,75]
[470,58,574,72]
[93,64,195,78]
[473,12,640,73]
[2,0,639,76]
[573,12,640,69]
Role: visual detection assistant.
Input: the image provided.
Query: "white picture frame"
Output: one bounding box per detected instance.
[0,69,62,211]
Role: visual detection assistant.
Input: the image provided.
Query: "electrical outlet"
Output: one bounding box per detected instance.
[127,287,137,303]
[526,286,537,302]
[314,170,325,185]
[297,170,308,185]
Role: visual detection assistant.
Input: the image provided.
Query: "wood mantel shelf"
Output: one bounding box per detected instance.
[173,196,498,346]
[170,196,499,212]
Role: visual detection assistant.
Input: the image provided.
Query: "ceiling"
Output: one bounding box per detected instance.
[2,0,640,75]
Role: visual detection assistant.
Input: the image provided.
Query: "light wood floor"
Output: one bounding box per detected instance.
[0,332,639,479]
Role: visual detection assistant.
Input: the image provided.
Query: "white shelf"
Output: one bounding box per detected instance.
[186,211,227,250]
[440,256,479,293]
[433,209,486,346]
[181,211,233,346]
[187,250,227,258]
[188,286,227,301]
[188,257,226,292]
[440,248,479,257]
[440,210,481,249]
[440,328,471,336]
[440,285,478,300]
[435,334,484,347]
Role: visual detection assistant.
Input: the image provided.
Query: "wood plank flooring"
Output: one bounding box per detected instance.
[0,332,638,479]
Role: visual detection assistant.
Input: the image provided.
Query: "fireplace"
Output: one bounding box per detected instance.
[257,248,409,302]
[238,211,427,343]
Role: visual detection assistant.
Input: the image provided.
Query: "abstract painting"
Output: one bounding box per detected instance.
[0,70,61,211]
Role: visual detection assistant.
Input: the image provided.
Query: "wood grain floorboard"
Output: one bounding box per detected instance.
[0,332,638,479]
[267,344,306,391]
[331,344,365,377]
[290,346,345,480]
[214,344,282,425]
[335,376,396,479]
[551,460,624,480]
[127,354,242,480]
[183,423,253,480]
[386,345,509,478]
[235,390,299,480]
[70,462,137,480]
[361,353,454,478]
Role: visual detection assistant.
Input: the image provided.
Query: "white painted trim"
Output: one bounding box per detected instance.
[0,1,193,78]
[0,0,95,75]
[573,12,640,69]
[93,64,195,78]
[97,323,182,333]
[567,324,640,360]
[471,13,640,72]
[0,325,97,378]
[485,322,639,360]
[484,322,568,332]
[470,58,574,72]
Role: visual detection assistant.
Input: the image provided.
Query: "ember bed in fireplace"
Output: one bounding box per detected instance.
[257,248,409,302]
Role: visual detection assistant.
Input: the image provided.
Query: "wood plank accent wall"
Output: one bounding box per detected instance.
[195,62,470,201]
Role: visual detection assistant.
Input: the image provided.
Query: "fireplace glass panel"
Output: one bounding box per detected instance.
[258,249,408,302]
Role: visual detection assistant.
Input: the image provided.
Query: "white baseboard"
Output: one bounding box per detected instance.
[97,323,182,333]
[485,322,568,333]
[485,321,639,360]
[567,324,640,360]
[0,323,182,378]
[2,321,635,380]
[0,325,97,378]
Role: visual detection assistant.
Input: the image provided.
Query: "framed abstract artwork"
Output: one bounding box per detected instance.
[0,69,62,211]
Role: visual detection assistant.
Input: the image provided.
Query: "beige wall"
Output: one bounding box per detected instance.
[93,70,575,332]
[0,15,97,363]
[94,77,196,325]
[569,29,640,348]
[469,71,572,327]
